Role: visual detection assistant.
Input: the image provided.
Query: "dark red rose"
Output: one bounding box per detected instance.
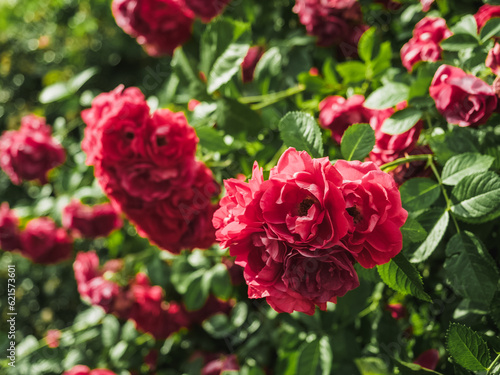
[202,354,239,375]
[81,85,150,166]
[386,303,407,320]
[414,349,440,371]
[62,201,122,238]
[319,95,372,144]
[400,17,452,71]
[429,64,497,127]
[0,203,20,251]
[368,102,423,165]
[0,115,65,185]
[85,277,120,314]
[293,0,365,48]
[474,4,500,32]
[487,43,500,75]
[241,46,264,83]
[335,160,408,268]
[182,0,231,22]
[112,0,194,56]
[20,217,73,264]
[73,251,101,297]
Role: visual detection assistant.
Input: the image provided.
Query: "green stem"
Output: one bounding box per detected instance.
[427,156,461,234]
[380,154,431,172]
[487,353,500,374]
[238,85,306,110]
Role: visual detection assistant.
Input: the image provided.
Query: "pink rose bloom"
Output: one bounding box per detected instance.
[183,0,231,22]
[188,99,201,111]
[319,95,372,144]
[112,0,194,56]
[429,64,497,127]
[414,349,440,371]
[293,0,365,47]
[400,17,452,71]
[64,366,117,375]
[474,4,500,32]
[0,115,65,185]
[202,354,240,375]
[20,217,73,264]
[368,102,423,165]
[45,329,61,348]
[241,46,264,83]
[62,201,122,238]
[487,43,500,75]
[81,85,150,166]
[0,203,20,251]
[420,0,434,12]
[335,160,408,268]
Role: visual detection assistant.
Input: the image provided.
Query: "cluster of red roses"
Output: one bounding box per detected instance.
[293,0,368,55]
[0,114,65,185]
[112,0,231,56]
[213,148,407,315]
[81,85,220,254]
[73,251,232,340]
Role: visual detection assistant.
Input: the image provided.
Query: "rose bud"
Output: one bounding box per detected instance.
[241,46,264,83]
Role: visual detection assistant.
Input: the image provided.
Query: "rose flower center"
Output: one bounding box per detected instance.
[297,196,316,216]
[346,206,363,224]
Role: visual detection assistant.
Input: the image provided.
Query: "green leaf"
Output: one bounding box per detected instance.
[254,47,283,80]
[101,315,121,348]
[296,339,320,375]
[446,323,491,371]
[68,67,99,91]
[394,359,443,374]
[381,107,423,135]
[207,42,250,93]
[216,98,263,137]
[377,253,432,302]
[336,61,366,83]
[451,171,500,223]
[278,112,324,158]
[480,18,500,42]
[340,123,375,161]
[319,336,333,375]
[355,357,389,375]
[451,15,478,36]
[400,178,441,211]
[440,34,479,51]
[184,272,210,311]
[210,263,233,300]
[370,41,392,78]
[490,291,500,331]
[196,126,231,154]
[441,153,494,186]
[39,67,98,104]
[364,83,410,110]
[401,217,428,243]
[444,232,499,308]
[358,27,380,62]
[410,211,449,263]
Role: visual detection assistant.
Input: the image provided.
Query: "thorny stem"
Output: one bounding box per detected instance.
[487,353,500,375]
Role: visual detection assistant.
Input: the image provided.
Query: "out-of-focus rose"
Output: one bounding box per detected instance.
[420,0,434,12]
[487,43,500,75]
[429,64,497,127]
[0,203,20,251]
[62,201,122,238]
[474,4,500,32]
[319,95,372,144]
[20,217,73,264]
[414,349,440,371]
[386,303,407,320]
[0,115,65,185]
[400,17,452,71]
[112,0,194,56]
[45,329,61,348]
[64,366,117,375]
[188,99,201,111]
[183,0,231,22]
[335,160,408,268]
[202,354,240,375]
[241,46,264,83]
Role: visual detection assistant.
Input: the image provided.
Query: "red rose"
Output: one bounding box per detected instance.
[487,43,500,75]
[85,277,121,313]
[400,17,452,71]
[0,115,65,185]
[202,354,240,375]
[414,349,440,371]
[420,0,434,12]
[368,102,423,165]
[0,203,20,251]
[62,201,122,238]
[183,0,231,22]
[335,160,408,268]
[429,64,497,127]
[293,0,365,48]
[20,217,73,264]
[474,4,500,32]
[112,0,194,56]
[81,86,150,166]
[386,303,407,320]
[319,95,372,144]
[241,46,264,83]
[73,251,101,297]
[64,366,117,375]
